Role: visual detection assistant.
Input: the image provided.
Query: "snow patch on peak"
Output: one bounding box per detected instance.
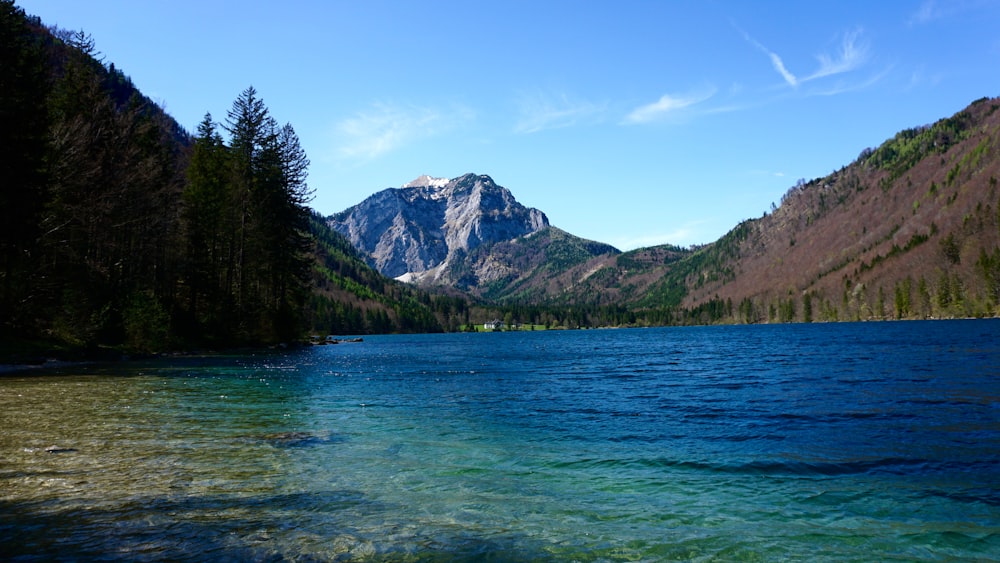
[403,175,449,189]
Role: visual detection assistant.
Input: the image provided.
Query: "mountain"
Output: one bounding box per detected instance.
[327,97,1000,326]
[329,173,548,279]
[640,96,1000,322]
[328,173,617,296]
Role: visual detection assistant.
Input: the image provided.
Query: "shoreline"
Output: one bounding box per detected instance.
[0,358,91,375]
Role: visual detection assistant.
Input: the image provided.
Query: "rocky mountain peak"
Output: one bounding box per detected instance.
[328,174,549,279]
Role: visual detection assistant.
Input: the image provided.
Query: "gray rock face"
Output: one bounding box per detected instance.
[328,174,548,278]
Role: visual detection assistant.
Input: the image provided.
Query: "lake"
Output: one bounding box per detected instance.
[1,320,998,561]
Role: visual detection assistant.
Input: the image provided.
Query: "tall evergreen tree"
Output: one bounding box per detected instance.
[216,86,314,341]
[224,86,269,321]
[182,113,233,340]
[264,122,314,337]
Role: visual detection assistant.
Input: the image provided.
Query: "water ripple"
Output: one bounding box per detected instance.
[1,320,999,560]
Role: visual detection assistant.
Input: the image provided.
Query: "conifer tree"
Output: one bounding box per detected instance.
[225,86,269,321]
[182,113,233,339]
[218,86,314,341]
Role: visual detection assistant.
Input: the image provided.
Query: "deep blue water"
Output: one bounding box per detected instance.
[1,320,999,561]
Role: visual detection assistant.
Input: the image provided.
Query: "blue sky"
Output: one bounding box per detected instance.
[18,0,1000,249]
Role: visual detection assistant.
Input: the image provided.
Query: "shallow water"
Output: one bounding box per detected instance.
[1,320,999,561]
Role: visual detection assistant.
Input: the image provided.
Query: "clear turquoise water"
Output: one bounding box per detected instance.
[1,320,999,561]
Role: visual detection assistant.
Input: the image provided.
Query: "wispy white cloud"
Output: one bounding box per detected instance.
[768,52,798,87]
[514,91,605,134]
[623,88,716,124]
[811,66,891,97]
[803,28,868,81]
[737,25,871,89]
[333,102,474,162]
[908,0,993,26]
[734,24,798,86]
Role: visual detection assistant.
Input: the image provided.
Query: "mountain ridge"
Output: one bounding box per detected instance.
[329,96,1000,323]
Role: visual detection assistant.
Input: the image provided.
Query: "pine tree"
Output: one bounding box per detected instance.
[268,122,313,338]
[224,86,270,324]
[219,86,314,341]
[182,113,233,339]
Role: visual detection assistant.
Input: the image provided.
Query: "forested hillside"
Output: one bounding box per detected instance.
[306,211,451,334]
[0,2,444,356]
[643,96,1000,323]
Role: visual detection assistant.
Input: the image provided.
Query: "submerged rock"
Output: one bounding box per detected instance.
[258,431,339,448]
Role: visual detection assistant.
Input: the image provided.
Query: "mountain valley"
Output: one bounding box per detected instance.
[331,97,1000,324]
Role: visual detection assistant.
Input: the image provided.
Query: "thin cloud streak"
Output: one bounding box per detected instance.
[907,0,992,26]
[809,67,890,97]
[333,102,474,162]
[734,24,798,86]
[803,28,868,81]
[624,88,716,124]
[737,24,870,88]
[514,91,605,134]
[768,52,798,87]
